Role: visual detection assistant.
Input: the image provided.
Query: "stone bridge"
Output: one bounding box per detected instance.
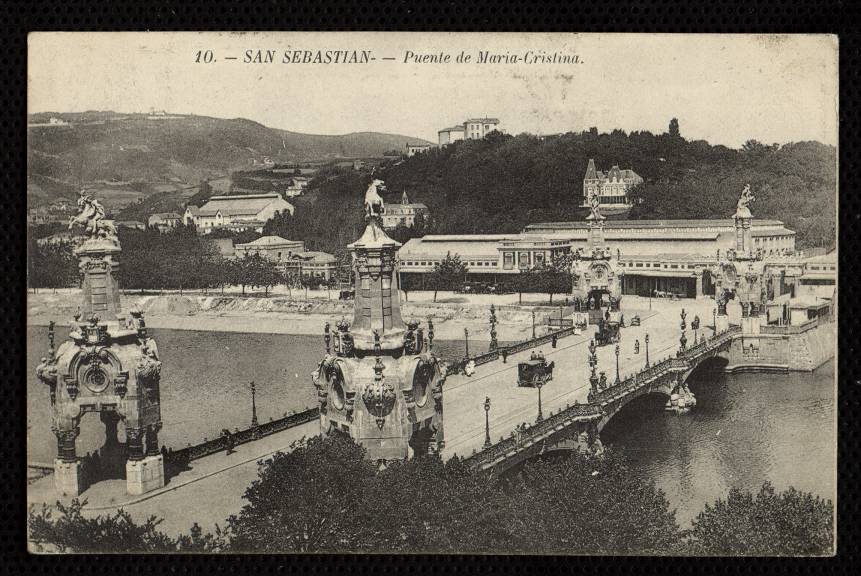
[463,326,740,475]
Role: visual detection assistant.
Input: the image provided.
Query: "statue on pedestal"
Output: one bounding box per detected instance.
[69,189,117,240]
[364,179,387,219]
[736,184,755,218]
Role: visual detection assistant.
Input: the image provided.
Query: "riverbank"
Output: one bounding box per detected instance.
[27,289,594,341]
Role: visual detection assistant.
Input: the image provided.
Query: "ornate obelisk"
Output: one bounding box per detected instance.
[35,192,164,497]
[311,179,447,462]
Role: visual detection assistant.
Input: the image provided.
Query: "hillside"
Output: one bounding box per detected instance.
[27,111,432,208]
[281,130,835,253]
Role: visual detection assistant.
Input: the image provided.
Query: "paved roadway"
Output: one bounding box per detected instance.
[441,296,718,460]
[28,420,320,537]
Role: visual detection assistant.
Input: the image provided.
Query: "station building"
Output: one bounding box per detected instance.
[398,218,800,298]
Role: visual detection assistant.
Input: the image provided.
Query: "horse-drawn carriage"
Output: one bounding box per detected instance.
[595,318,621,346]
[629,315,641,327]
[517,352,555,388]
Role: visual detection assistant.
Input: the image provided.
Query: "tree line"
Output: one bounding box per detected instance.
[28,434,834,555]
[27,225,337,295]
[300,124,835,253]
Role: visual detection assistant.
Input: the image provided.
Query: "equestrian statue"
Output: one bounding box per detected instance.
[364,178,387,219]
[69,190,117,239]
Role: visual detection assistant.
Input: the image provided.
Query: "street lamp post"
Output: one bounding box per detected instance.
[615,343,621,384]
[250,381,259,438]
[645,334,650,368]
[713,307,717,335]
[489,304,498,351]
[464,327,470,359]
[536,382,544,422]
[531,309,536,340]
[483,396,492,448]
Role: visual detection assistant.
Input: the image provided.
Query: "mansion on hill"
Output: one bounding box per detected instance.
[438,117,502,146]
[183,193,294,235]
[381,190,429,230]
[582,159,644,211]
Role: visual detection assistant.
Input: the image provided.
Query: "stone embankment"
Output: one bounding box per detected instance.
[27,290,562,340]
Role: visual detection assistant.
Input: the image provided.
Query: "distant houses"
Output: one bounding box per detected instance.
[183,193,294,235]
[234,235,337,280]
[406,143,432,157]
[147,212,182,232]
[116,220,146,230]
[381,190,429,230]
[438,117,502,146]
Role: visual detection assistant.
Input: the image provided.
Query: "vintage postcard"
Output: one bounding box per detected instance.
[26,32,837,555]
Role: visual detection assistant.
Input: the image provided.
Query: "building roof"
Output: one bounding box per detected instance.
[116,220,145,227]
[438,125,466,133]
[294,251,337,264]
[585,159,597,180]
[465,117,500,124]
[400,236,514,259]
[386,203,428,214]
[185,205,201,215]
[235,235,303,248]
[524,219,789,231]
[407,143,432,148]
[198,194,292,217]
[149,212,181,221]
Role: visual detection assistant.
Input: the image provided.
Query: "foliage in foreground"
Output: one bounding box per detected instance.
[686,482,834,556]
[28,435,833,555]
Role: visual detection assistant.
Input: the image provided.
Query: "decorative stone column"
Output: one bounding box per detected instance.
[126,424,164,495]
[53,427,82,497]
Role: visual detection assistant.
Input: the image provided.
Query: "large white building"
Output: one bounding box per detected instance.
[438,117,501,146]
[184,193,294,234]
[397,219,799,298]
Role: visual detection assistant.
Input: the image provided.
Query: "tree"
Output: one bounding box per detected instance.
[28,499,226,553]
[428,252,468,302]
[668,117,680,138]
[686,482,834,556]
[226,435,376,552]
[508,450,682,554]
[362,456,518,553]
[28,237,79,292]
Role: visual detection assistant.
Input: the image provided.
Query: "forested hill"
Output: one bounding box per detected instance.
[370,130,835,250]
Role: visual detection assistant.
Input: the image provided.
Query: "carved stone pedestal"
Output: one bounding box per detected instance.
[716,314,730,334]
[126,455,164,495]
[53,459,83,498]
[741,315,761,335]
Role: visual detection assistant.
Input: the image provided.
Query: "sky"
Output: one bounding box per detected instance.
[28,32,838,148]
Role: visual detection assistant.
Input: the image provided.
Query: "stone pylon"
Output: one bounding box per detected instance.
[311,182,447,462]
[712,184,768,335]
[36,202,164,497]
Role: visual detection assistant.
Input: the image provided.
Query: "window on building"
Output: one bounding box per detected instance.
[534,252,545,267]
[503,253,514,270]
[519,252,530,269]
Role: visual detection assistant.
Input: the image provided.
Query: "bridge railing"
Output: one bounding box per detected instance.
[165,407,319,470]
[446,326,576,374]
[463,402,603,468]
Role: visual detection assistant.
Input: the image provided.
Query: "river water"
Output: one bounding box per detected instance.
[27,326,835,525]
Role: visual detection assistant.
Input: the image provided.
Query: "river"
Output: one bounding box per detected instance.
[27,326,834,526]
[601,360,835,525]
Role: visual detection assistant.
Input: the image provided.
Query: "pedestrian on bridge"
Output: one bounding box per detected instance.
[634,339,640,354]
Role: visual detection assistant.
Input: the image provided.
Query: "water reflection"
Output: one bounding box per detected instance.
[601,361,835,525]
